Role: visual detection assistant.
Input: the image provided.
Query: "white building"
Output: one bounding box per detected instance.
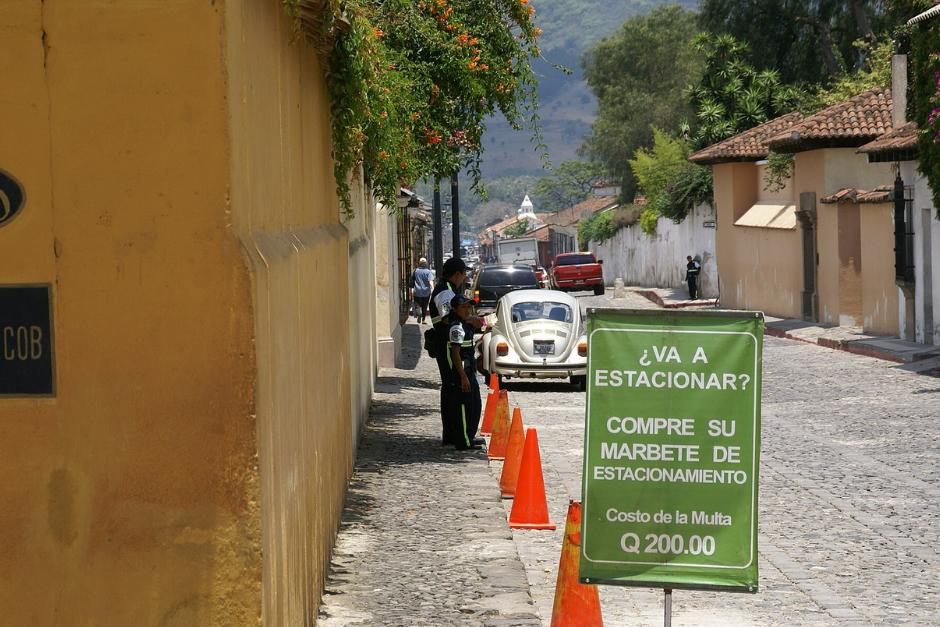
[858,49,940,345]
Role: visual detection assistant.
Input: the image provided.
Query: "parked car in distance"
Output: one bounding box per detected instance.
[470,264,540,312]
[532,265,550,289]
[550,252,605,295]
[479,289,587,389]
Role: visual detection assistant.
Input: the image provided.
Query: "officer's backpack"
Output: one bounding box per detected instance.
[423,327,440,358]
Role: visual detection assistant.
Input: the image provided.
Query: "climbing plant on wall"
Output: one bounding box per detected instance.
[284,0,546,217]
[908,18,940,217]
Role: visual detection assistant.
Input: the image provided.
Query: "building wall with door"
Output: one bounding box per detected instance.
[794,149,894,330]
[0,1,369,625]
[901,162,940,344]
[712,162,803,317]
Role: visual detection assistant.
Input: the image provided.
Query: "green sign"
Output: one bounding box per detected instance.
[579,309,762,592]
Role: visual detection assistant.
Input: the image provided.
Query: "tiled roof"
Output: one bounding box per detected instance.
[820,185,893,204]
[545,196,619,227]
[768,88,893,153]
[689,113,804,164]
[858,122,918,155]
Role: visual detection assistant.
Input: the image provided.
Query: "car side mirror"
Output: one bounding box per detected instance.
[598,259,604,264]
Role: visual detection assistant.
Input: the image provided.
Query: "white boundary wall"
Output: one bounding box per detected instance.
[589,204,718,297]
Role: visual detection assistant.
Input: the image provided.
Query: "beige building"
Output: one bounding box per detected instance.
[0,1,376,625]
[691,89,899,334]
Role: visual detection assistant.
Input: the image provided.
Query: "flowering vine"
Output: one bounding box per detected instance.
[285,0,547,217]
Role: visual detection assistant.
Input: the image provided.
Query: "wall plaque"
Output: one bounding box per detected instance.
[0,285,55,396]
[0,170,26,228]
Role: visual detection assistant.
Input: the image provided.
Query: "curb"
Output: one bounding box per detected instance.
[634,289,719,309]
[765,326,906,364]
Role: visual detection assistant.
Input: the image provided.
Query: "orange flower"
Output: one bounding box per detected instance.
[479,63,489,70]
[446,24,456,31]
[520,0,528,4]
[533,27,543,37]
[378,150,389,160]
[528,5,535,15]
[468,61,478,69]
[469,37,479,45]
[373,28,384,38]
[458,33,469,44]
[380,111,388,118]
[411,112,420,121]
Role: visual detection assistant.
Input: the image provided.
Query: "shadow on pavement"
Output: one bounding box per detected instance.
[394,324,422,371]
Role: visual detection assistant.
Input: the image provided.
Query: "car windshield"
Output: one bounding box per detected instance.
[555,254,596,266]
[510,301,573,324]
[479,268,538,287]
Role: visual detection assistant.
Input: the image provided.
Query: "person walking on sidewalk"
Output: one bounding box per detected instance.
[411,258,435,324]
[686,255,701,300]
[446,295,483,450]
[430,257,467,446]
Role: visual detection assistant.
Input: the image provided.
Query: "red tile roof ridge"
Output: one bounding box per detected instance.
[688,112,805,165]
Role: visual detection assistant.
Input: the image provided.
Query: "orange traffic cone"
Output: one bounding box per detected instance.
[480,391,497,435]
[499,408,526,498]
[508,429,555,530]
[550,501,603,626]
[489,372,500,392]
[487,393,511,460]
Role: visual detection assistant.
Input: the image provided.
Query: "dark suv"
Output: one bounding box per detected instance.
[470,264,540,312]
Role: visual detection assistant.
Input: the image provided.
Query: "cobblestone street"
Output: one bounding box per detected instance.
[321,292,939,626]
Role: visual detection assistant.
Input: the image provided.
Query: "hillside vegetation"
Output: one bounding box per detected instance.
[478,0,698,179]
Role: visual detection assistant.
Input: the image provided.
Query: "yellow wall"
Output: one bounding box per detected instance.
[225,0,366,624]
[861,203,900,335]
[0,1,260,625]
[1,1,369,625]
[713,163,803,318]
[795,149,894,328]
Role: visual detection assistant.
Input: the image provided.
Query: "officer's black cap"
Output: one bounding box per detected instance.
[442,257,467,277]
[450,294,471,308]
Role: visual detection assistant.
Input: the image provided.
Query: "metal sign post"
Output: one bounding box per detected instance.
[664,589,672,627]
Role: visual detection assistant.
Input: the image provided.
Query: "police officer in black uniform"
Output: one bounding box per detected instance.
[429,257,467,446]
[446,295,483,450]
[686,255,701,300]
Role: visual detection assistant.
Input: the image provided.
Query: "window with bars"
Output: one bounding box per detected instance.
[894,181,915,284]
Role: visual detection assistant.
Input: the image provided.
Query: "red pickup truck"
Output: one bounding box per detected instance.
[550,252,605,295]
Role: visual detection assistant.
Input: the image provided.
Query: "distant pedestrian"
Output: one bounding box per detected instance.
[411,258,435,324]
[446,294,483,450]
[686,255,701,300]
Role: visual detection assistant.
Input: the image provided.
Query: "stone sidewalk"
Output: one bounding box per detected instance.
[317,324,540,627]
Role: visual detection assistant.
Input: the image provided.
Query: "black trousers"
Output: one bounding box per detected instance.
[687,276,698,300]
[414,295,430,321]
[446,371,481,449]
[436,352,456,445]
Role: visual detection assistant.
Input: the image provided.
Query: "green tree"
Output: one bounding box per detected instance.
[687,33,801,148]
[698,1,890,86]
[580,6,703,198]
[503,219,530,239]
[533,160,608,213]
[629,129,712,233]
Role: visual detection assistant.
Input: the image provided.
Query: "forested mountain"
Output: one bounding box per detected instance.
[478,0,698,178]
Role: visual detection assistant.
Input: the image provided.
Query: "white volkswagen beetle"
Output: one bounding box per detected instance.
[479,289,588,389]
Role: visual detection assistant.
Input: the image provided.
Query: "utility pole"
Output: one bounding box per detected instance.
[450,173,460,259]
[432,177,444,278]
